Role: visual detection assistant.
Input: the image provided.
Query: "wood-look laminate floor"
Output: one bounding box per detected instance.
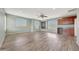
[0,32,79,51]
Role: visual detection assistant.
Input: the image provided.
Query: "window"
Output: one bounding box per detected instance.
[15,18,26,28]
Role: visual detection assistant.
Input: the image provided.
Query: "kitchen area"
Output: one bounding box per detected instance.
[57,16,76,36]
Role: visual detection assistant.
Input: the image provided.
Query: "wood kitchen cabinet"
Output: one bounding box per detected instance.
[58,16,76,36]
[58,16,76,25]
[63,28,74,36]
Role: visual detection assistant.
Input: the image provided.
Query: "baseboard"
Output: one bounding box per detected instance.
[7,32,33,35]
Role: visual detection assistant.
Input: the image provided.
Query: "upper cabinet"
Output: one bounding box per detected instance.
[58,16,76,25]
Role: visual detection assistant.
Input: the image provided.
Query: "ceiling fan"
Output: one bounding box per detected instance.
[68,8,76,12]
[38,13,48,19]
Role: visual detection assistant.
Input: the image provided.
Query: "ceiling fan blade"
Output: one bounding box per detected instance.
[44,16,47,17]
[68,8,76,12]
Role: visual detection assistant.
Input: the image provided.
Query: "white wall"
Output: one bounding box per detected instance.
[6,14,16,33]
[76,9,79,46]
[74,18,77,36]
[0,8,6,48]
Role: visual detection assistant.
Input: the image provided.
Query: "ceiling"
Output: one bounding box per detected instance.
[4,8,76,20]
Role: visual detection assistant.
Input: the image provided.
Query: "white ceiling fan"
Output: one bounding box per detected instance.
[38,13,48,19]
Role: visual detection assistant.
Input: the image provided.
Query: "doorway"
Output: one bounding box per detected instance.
[41,21,47,31]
